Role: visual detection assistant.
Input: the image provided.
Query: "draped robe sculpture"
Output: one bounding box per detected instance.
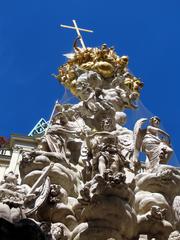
[1,38,179,240]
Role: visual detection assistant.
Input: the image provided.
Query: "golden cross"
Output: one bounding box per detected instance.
[60,20,93,49]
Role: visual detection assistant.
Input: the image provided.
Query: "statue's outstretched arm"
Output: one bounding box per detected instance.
[148,126,170,140]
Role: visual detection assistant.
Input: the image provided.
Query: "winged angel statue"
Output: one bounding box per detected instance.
[133,116,173,171]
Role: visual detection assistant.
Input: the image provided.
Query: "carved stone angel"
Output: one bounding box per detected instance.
[133,116,173,171]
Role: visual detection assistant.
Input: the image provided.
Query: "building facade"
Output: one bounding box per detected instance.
[0,134,37,182]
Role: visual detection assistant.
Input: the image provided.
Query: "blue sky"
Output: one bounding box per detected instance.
[0,0,180,165]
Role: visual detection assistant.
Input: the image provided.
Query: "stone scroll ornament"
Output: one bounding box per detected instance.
[0,20,179,240]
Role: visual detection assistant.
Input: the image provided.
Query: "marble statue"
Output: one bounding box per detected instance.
[133,116,173,172]
[1,21,179,240]
[0,168,52,223]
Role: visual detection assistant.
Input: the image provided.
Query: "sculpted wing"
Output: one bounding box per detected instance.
[132,118,147,163]
[173,195,180,230]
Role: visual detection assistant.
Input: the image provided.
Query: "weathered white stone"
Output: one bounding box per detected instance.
[0,41,178,240]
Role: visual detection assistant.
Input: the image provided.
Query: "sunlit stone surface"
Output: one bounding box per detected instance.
[0,32,179,240]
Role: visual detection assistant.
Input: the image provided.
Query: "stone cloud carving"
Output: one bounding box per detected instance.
[0,35,179,240]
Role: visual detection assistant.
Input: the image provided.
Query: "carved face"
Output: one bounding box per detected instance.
[101,118,114,131]
[4,172,18,185]
[52,113,68,126]
[59,114,68,125]
[37,137,48,151]
[76,79,92,100]
[150,117,160,127]
[50,184,61,196]
[22,152,31,162]
[51,225,63,239]
[150,206,166,220]
[40,222,51,233]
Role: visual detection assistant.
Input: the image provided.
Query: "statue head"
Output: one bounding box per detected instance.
[50,184,61,197]
[76,77,92,100]
[52,112,68,126]
[150,116,160,127]
[40,221,51,234]
[49,184,67,204]
[21,151,32,163]
[94,109,116,131]
[103,169,113,182]
[114,172,126,184]
[37,137,49,151]
[100,117,115,131]
[150,206,167,220]
[115,112,127,126]
[3,171,18,185]
[51,223,64,239]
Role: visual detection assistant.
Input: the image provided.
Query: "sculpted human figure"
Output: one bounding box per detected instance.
[0,171,41,223]
[83,87,113,113]
[83,111,129,177]
[74,73,94,100]
[46,112,74,156]
[134,165,180,239]
[142,116,173,171]
[48,111,86,145]
[79,169,134,205]
[19,137,70,180]
[39,221,71,240]
[36,183,77,231]
[115,112,134,163]
[3,37,180,240]
[18,106,84,215]
[43,110,90,167]
[51,222,71,240]
[72,169,137,240]
[133,116,173,172]
[136,205,173,240]
[84,85,140,113]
